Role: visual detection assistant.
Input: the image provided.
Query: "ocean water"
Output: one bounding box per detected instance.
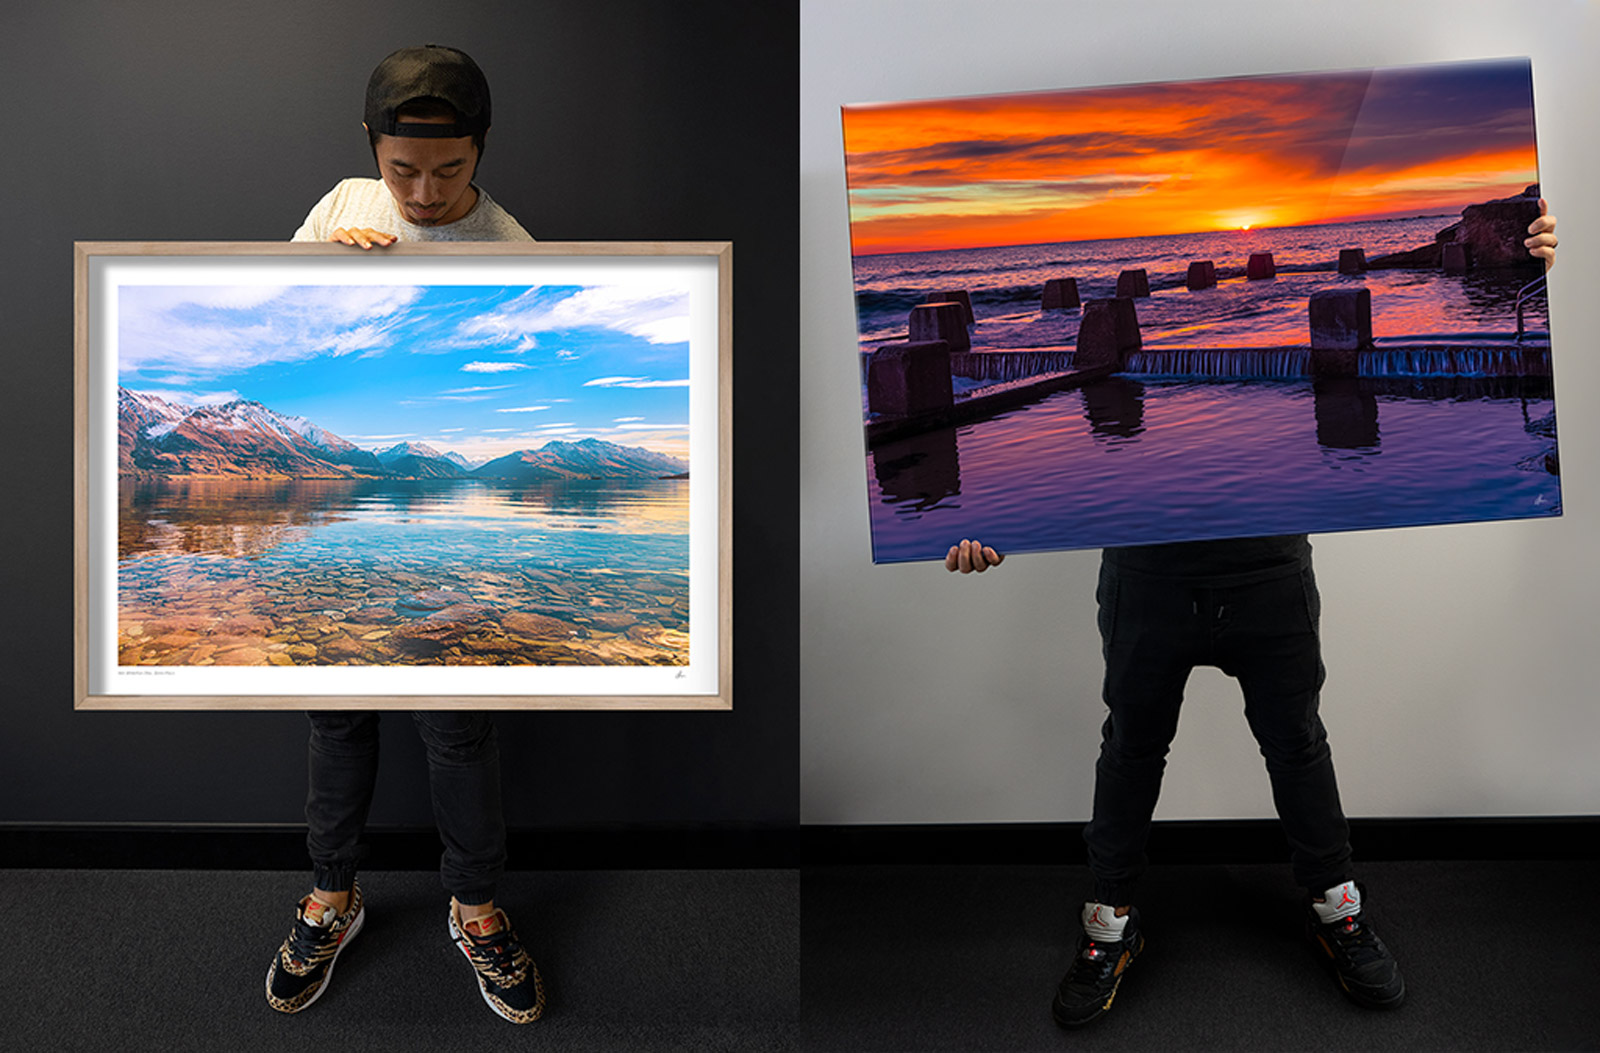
[117,478,690,666]
[855,217,1559,562]
[851,216,1550,351]
[866,377,1559,562]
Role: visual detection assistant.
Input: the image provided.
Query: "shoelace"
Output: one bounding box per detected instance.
[1322,915,1384,965]
[284,914,342,968]
[1064,940,1116,989]
[463,930,532,988]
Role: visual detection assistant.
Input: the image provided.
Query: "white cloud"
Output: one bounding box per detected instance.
[441,384,514,394]
[117,284,424,377]
[457,284,692,346]
[496,405,551,413]
[615,422,689,429]
[613,416,645,423]
[583,375,690,388]
[134,387,241,407]
[461,361,531,373]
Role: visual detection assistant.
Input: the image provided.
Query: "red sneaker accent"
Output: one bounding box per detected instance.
[463,910,506,938]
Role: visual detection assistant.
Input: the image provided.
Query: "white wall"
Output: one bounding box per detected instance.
[800,0,1600,824]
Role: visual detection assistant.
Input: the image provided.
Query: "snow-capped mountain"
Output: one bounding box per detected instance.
[118,389,685,482]
[119,388,381,478]
[117,389,193,470]
[373,441,467,478]
[376,441,445,464]
[474,438,688,481]
[440,450,482,471]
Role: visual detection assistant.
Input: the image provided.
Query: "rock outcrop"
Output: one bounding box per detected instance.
[1369,184,1543,270]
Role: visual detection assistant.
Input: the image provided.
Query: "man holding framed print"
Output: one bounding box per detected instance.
[266,45,542,1025]
[947,207,1558,1028]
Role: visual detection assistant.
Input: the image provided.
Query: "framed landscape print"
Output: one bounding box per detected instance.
[75,241,731,709]
[843,58,1559,563]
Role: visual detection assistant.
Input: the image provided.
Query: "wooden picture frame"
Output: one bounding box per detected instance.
[75,241,732,709]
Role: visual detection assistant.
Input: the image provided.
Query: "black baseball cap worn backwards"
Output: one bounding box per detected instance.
[365,44,491,138]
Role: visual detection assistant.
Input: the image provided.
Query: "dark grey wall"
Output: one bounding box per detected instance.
[1,1,798,830]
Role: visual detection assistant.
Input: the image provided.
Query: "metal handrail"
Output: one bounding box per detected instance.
[1515,274,1548,341]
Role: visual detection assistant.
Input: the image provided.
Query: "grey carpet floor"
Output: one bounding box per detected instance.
[0,868,798,1053]
[7,860,1595,1051]
[800,859,1600,1052]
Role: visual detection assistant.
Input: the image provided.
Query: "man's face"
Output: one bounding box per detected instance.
[372,115,480,226]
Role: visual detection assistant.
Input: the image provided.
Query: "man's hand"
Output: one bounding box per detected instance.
[945,538,1004,574]
[331,227,398,250]
[1526,199,1558,271]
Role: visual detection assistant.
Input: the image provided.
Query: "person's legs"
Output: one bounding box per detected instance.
[1083,561,1207,906]
[1212,566,1403,1008]
[412,710,543,1023]
[1214,567,1353,894]
[411,710,506,910]
[305,711,383,902]
[268,712,380,1013]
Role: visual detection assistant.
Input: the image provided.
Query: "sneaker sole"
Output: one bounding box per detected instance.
[265,904,365,1014]
[1051,931,1145,1029]
[448,910,546,1024]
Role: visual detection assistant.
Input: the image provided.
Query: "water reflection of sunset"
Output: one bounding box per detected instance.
[844,60,1538,255]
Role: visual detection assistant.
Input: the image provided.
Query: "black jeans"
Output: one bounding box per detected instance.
[305,711,506,906]
[1083,558,1354,906]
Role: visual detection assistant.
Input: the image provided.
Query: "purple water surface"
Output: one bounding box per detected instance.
[866,378,1559,563]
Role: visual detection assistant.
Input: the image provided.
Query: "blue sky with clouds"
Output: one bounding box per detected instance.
[118,283,692,461]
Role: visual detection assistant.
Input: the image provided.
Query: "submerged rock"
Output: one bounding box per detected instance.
[393,603,498,647]
[397,589,473,613]
[501,611,578,640]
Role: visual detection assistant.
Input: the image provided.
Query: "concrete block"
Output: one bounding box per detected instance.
[1246,252,1276,280]
[1116,268,1151,298]
[1042,277,1080,310]
[1076,297,1141,370]
[1186,260,1216,290]
[1338,248,1366,274]
[923,289,974,325]
[1309,288,1372,374]
[1442,242,1471,274]
[908,302,970,352]
[866,340,954,418]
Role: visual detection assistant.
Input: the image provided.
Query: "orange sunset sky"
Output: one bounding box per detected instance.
[842,59,1539,256]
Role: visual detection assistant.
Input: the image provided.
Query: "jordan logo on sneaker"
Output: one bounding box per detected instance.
[1089,906,1105,927]
[1339,887,1357,908]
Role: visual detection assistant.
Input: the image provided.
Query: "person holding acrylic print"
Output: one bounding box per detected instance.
[265,46,542,1025]
[948,204,1558,1027]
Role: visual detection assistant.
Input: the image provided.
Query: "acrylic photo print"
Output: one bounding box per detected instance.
[843,58,1559,563]
[76,242,731,709]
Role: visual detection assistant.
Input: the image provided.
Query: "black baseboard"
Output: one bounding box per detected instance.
[0,824,799,871]
[799,816,1600,865]
[4,816,1593,870]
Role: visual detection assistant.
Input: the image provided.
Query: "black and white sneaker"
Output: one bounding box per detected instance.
[449,905,546,1024]
[1307,881,1405,1009]
[1052,903,1144,1028]
[265,883,365,1013]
